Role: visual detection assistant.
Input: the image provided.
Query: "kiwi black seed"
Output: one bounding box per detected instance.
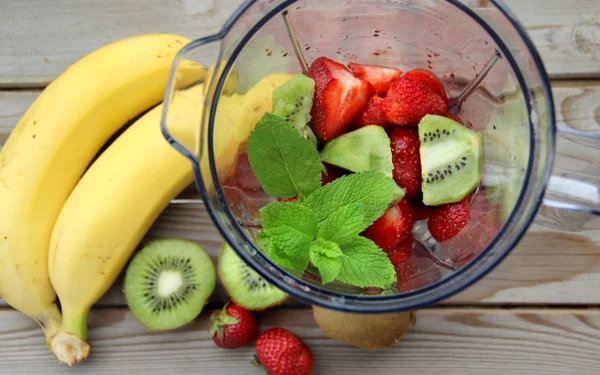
[218,242,287,310]
[418,114,483,206]
[272,74,318,146]
[124,239,216,331]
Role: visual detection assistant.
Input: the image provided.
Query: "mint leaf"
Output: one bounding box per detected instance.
[302,171,404,227]
[318,202,366,245]
[260,202,318,238]
[336,236,396,288]
[257,232,307,275]
[309,238,343,284]
[263,226,312,264]
[247,113,322,199]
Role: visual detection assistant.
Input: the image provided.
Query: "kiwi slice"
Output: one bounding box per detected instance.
[218,242,287,310]
[320,125,393,177]
[272,74,318,146]
[419,114,483,206]
[124,239,216,331]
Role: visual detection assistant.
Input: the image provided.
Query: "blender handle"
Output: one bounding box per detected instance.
[536,128,600,230]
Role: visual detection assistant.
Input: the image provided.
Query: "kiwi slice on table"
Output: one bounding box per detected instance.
[320,125,393,177]
[272,74,318,146]
[218,242,287,310]
[418,114,483,206]
[124,239,216,331]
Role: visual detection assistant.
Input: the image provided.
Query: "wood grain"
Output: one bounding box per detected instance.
[0,307,599,374]
[1,0,599,86]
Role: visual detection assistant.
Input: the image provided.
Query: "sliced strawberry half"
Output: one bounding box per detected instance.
[427,195,471,242]
[362,198,415,252]
[389,127,422,197]
[308,57,373,141]
[404,68,448,105]
[354,96,391,128]
[348,62,402,95]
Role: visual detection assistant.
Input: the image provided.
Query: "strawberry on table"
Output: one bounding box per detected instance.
[210,302,258,349]
[390,127,422,197]
[404,68,449,104]
[427,195,471,242]
[362,198,415,252]
[254,327,314,375]
[308,57,372,141]
[348,62,402,95]
[382,77,447,126]
[354,95,391,128]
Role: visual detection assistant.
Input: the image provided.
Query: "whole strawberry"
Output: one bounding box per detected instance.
[210,302,258,349]
[254,327,313,375]
[404,68,449,104]
[427,195,471,242]
[382,77,447,125]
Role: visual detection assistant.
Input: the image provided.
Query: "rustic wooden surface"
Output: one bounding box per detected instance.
[0,0,599,373]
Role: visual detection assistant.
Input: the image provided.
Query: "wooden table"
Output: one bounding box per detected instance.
[1,1,599,373]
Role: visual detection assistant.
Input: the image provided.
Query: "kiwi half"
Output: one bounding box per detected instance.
[124,239,216,331]
[419,114,483,206]
[272,74,318,146]
[218,242,287,310]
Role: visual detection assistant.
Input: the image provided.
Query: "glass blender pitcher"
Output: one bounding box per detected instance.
[161,0,600,313]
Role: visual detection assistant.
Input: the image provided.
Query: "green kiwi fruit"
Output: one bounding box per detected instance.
[272,74,318,146]
[312,306,415,350]
[124,239,216,331]
[218,242,288,310]
[419,114,483,206]
[320,125,393,177]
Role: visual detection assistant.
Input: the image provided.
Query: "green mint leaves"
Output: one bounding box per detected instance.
[247,113,322,200]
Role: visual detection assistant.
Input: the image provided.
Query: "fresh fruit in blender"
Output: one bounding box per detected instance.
[418,114,483,206]
[312,306,415,350]
[362,198,415,252]
[272,74,318,146]
[210,302,258,349]
[254,328,314,375]
[48,84,206,365]
[0,33,196,351]
[387,234,414,268]
[320,125,393,177]
[278,164,343,203]
[348,62,402,95]
[354,95,392,128]
[382,77,447,125]
[218,243,288,310]
[124,240,216,330]
[307,57,372,140]
[427,195,471,242]
[407,195,435,220]
[404,68,449,104]
[390,127,422,197]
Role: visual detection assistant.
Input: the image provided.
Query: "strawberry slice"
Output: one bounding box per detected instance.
[387,234,414,268]
[354,96,391,128]
[308,57,373,141]
[348,63,402,95]
[404,68,448,104]
[427,195,471,242]
[407,195,435,221]
[362,198,415,251]
[389,127,422,197]
[382,78,447,126]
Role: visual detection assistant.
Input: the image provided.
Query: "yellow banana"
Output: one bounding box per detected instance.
[0,33,199,349]
[48,73,293,365]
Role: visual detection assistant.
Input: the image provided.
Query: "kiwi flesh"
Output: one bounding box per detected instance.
[218,242,288,310]
[312,306,415,350]
[419,114,483,206]
[320,125,393,177]
[272,74,318,146]
[124,239,216,331]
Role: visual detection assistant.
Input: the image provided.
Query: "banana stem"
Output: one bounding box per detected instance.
[50,308,90,366]
[35,304,62,346]
[60,308,89,341]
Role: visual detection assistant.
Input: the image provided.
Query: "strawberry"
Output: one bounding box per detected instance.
[387,234,414,268]
[407,195,435,221]
[254,327,313,375]
[389,127,422,197]
[348,62,402,95]
[362,198,415,252]
[210,302,258,349]
[382,78,447,126]
[354,95,391,128]
[444,113,465,126]
[427,195,471,242]
[308,57,373,141]
[404,68,448,104]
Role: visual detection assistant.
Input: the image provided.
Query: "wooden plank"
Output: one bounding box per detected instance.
[0,307,599,374]
[0,0,599,86]
[0,82,599,307]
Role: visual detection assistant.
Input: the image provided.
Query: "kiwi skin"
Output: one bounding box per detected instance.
[312,306,416,350]
[217,243,289,311]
